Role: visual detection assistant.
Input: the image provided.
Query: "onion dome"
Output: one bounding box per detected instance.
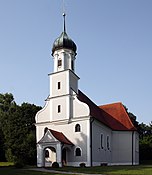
[52,13,77,55]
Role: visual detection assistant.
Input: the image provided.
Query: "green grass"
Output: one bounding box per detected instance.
[0,162,14,166]
[0,167,63,175]
[49,165,152,175]
[0,162,152,175]
[0,162,63,175]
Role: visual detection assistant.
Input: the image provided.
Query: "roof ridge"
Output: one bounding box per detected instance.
[99,102,122,107]
[78,90,136,131]
[120,104,136,130]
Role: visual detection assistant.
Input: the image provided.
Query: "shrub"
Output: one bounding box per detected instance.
[100,162,107,166]
[14,161,24,168]
[79,163,86,167]
[52,162,59,168]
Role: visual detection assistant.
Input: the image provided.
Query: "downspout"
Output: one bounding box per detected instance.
[90,118,94,167]
[132,131,134,165]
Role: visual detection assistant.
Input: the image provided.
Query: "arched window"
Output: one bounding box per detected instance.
[75,124,81,132]
[75,147,81,156]
[57,82,61,89]
[58,59,62,67]
[100,134,104,149]
[107,136,110,150]
[44,127,48,135]
[58,105,61,113]
[71,60,74,71]
[45,150,49,158]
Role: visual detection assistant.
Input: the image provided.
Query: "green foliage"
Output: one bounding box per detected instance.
[0,93,41,165]
[123,105,140,131]
[139,122,152,161]
[0,128,5,161]
[123,104,152,162]
[5,149,14,162]
[0,93,15,161]
[14,160,25,168]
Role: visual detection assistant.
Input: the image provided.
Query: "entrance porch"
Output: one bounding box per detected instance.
[37,129,74,167]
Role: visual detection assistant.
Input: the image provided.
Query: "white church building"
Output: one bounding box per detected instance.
[35,14,139,167]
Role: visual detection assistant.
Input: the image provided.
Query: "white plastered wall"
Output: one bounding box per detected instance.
[111,131,133,165]
[92,120,112,166]
[35,100,50,123]
[72,95,90,118]
[49,70,79,98]
[36,118,90,166]
[53,49,75,73]
[133,131,139,165]
[35,92,91,167]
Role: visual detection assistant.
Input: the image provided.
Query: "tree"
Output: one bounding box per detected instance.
[0,93,15,161]
[139,122,152,161]
[0,93,41,165]
[19,103,41,164]
[123,104,152,162]
[0,128,5,161]
[123,105,140,131]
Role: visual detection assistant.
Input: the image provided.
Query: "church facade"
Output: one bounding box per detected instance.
[35,14,139,167]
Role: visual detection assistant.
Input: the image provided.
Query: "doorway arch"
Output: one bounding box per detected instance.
[62,147,71,166]
[44,146,56,167]
[62,148,67,166]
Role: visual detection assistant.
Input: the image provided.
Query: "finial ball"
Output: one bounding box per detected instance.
[63,13,66,17]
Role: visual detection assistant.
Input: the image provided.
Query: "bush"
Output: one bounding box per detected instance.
[14,161,24,168]
[79,163,86,167]
[52,162,59,168]
[100,162,107,166]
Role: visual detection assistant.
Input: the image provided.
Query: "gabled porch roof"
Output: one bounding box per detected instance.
[38,129,74,146]
[49,129,74,145]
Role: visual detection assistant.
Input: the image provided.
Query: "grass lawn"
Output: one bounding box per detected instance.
[0,162,14,166]
[47,165,152,175]
[0,162,152,175]
[0,163,62,175]
[0,167,63,175]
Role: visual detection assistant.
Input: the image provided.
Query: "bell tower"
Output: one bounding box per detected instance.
[52,13,77,73]
[49,13,79,122]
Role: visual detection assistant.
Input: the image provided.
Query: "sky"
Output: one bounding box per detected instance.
[0,0,152,124]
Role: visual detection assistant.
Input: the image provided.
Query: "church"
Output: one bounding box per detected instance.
[35,13,139,167]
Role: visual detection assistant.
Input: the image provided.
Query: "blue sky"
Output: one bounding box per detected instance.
[0,0,152,124]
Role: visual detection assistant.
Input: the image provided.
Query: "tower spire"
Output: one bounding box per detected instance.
[52,0,77,56]
[62,0,66,33]
[63,12,66,33]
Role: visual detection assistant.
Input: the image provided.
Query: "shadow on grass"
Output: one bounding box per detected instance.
[0,167,63,175]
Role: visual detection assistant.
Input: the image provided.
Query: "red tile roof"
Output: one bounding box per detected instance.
[49,129,74,145]
[99,103,136,131]
[78,90,136,131]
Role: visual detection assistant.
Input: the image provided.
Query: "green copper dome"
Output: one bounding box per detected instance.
[52,31,77,55]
